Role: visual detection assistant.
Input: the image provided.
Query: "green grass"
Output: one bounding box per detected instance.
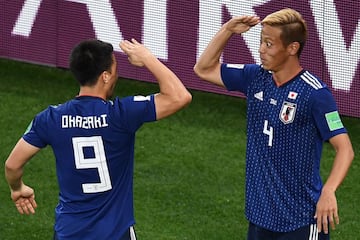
[0,58,359,239]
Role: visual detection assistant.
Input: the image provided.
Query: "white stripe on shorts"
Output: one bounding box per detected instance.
[308,224,318,240]
[130,226,136,240]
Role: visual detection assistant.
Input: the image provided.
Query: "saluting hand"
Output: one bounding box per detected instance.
[224,15,261,35]
[119,38,153,67]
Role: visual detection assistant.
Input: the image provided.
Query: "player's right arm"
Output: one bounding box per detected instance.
[5,138,40,214]
[193,15,260,87]
[120,38,192,120]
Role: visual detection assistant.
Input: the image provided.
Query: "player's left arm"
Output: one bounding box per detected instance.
[120,38,192,120]
[5,138,41,214]
[315,132,354,234]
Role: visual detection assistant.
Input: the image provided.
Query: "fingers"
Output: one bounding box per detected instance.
[119,38,150,67]
[226,15,260,34]
[130,38,139,44]
[119,40,132,53]
[15,197,37,215]
[315,211,339,234]
[242,15,261,26]
[328,210,339,230]
[322,215,329,234]
[119,38,140,52]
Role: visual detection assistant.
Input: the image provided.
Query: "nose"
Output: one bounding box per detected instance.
[258,43,265,54]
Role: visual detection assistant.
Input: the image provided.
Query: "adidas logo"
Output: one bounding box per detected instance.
[254,91,263,101]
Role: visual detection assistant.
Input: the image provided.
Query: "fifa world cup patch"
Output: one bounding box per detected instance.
[325,111,344,131]
[279,101,296,124]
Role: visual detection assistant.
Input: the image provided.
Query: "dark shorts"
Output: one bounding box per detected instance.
[53,226,136,240]
[247,222,330,240]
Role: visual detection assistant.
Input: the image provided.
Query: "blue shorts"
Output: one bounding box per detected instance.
[53,226,137,240]
[247,222,330,240]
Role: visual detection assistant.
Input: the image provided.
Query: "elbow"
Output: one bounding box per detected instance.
[184,90,192,106]
[5,159,20,173]
[178,90,192,108]
[349,147,355,163]
[193,63,205,80]
[193,63,222,86]
[173,89,192,111]
[4,159,23,182]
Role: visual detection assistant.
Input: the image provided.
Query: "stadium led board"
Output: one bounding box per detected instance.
[1,1,359,117]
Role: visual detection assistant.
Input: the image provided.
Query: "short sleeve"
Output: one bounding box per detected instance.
[311,88,347,141]
[22,113,49,148]
[116,95,156,132]
[221,63,260,94]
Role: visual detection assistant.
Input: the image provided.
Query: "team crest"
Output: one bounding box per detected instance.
[279,101,297,124]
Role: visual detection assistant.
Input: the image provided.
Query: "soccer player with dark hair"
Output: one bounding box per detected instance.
[194,8,354,240]
[5,38,192,239]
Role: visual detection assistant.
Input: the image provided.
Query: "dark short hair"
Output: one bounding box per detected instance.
[69,39,114,86]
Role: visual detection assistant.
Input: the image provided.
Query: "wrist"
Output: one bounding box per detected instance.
[322,185,337,194]
[222,23,235,36]
[9,180,24,192]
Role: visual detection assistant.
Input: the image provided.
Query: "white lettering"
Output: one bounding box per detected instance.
[87,116,94,129]
[310,0,360,91]
[66,0,123,51]
[197,0,271,64]
[12,0,43,37]
[62,115,108,129]
[69,115,76,127]
[94,116,102,128]
[62,115,68,128]
[10,1,359,95]
[100,114,109,127]
[143,0,168,60]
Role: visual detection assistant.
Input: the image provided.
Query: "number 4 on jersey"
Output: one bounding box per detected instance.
[263,120,273,147]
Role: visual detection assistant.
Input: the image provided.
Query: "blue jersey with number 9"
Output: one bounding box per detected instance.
[23,95,156,239]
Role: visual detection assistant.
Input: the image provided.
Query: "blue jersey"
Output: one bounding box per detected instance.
[221,64,346,232]
[23,95,156,239]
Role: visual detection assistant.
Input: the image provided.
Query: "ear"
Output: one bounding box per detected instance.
[288,42,300,56]
[102,71,110,84]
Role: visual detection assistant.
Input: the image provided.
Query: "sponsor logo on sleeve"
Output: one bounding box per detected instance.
[325,111,344,131]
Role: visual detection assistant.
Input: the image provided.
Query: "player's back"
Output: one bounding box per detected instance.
[24,95,155,239]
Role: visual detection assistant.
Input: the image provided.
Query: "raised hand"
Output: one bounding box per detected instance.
[224,15,261,35]
[119,38,152,67]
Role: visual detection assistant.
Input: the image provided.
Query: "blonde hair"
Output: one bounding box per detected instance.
[262,8,307,56]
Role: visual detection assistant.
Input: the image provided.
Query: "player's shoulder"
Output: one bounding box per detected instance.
[298,70,327,90]
[35,103,62,118]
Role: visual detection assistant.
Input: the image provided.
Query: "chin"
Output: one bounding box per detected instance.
[261,64,270,70]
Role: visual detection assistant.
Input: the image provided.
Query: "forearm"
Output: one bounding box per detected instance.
[143,54,190,99]
[323,150,354,193]
[323,135,354,192]
[194,25,233,74]
[5,164,24,191]
[5,138,40,191]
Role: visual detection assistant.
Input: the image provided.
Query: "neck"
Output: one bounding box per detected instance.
[272,63,303,87]
[78,86,107,100]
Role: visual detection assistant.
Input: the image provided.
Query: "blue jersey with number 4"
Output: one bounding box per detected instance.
[221,64,346,232]
[23,95,156,239]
